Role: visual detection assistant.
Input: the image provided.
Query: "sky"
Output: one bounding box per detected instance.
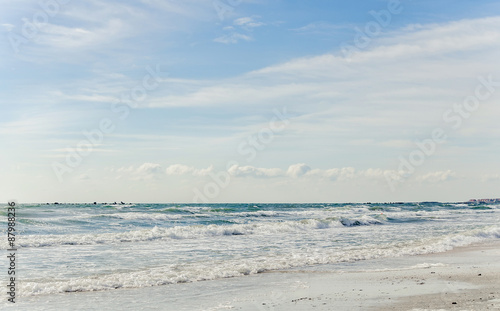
[1,0,500,203]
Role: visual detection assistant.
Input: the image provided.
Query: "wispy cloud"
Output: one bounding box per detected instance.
[292,21,351,34]
[234,16,265,28]
[214,16,265,44]
[155,16,500,110]
[2,0,214,62]
[35,20,128,50]
[214,32,253,44]
[1,23,15,32]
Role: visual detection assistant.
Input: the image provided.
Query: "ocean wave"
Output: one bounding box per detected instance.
[339,215,382,226]
[17,225,500,296]
[3,216,385,249]
[11,209,496,249]
[225,211,280,217]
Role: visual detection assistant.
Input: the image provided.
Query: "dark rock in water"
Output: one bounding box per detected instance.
[94,202,97,205]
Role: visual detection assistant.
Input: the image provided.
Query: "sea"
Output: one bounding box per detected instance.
[1,202,500,307]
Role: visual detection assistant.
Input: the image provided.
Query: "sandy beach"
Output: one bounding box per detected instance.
[7,240,499,311]
[224,240,500,311]
[376,242,500,311]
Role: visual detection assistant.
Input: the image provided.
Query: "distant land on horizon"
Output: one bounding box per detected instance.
[16,199,500,205]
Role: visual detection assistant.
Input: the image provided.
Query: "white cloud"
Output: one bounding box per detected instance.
[234,17,265,28]
[351,16,500,61]
[136,163,164,180]
[416,170,456,183]
[5,9,500,203]
[165,164,195,175]
[228,165,284,178]
[33,19,129,51]
[152,16,500,114]
[137,163,163,175]
[115,163,164,180]
[308,167,390,181]
[4,0,214,60]
[157,163,459,187]
[287,163,311,178]
[117,163,411,183]
[165,164,213,176]
[135,15,500,183]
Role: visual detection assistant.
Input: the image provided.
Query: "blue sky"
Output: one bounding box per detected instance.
[1,0,500,203]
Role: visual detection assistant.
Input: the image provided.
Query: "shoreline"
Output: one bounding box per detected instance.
[375,241,500,310]
[5,240,500,310]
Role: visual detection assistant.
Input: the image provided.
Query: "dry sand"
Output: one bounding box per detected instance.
[223,241,500,310]
[376,242,500,311]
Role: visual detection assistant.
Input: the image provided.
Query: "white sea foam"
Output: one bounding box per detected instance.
[5,209,500,250]
[17,225,500,296]
[9,203,500,298]
[106,212,186,221]
[7,214,393,249]
[6,218,350,249]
